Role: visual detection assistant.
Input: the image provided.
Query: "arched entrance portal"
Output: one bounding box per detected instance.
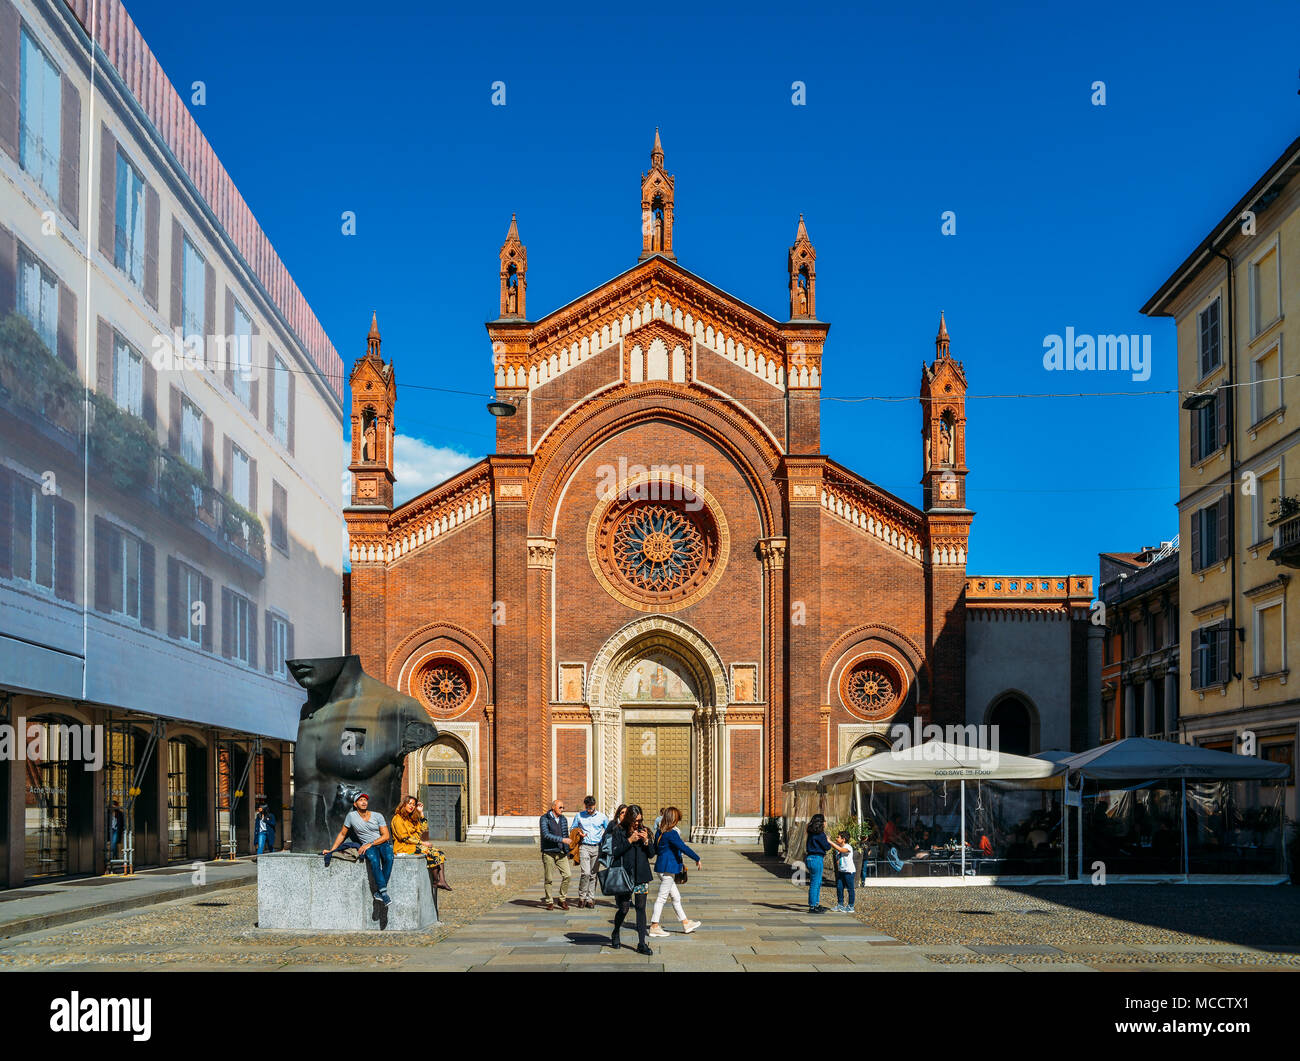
[588,617,728,841]
[987,694,1038,756]
[417,737,470,842]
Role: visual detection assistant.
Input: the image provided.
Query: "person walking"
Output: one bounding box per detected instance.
[538,799,572,911]
[254,803,277,855]
[804,814,831,914]
[573,796,608,908]
[604,804,655,955]
[648,806,701,937]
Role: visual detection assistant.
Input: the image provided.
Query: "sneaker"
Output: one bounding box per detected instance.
[648,926,670,937]
[845,906,856,914]
[682,920,701,934]
[559,899,569,911]
[379,892,392,906]
[545,901,554,911]
[832,903,844,912]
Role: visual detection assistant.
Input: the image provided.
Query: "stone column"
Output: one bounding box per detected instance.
[1143,678,1157,738]
[1123,683,1136,738]
[591,706,620,815]
[1085,624,1104,747]
[1163,668,1179,736]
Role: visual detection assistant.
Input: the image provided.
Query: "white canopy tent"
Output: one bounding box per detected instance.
[783,741,1068,883]
[1040,738,1289,881]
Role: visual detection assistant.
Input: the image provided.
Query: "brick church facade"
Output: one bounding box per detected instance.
[343,134,1097,842]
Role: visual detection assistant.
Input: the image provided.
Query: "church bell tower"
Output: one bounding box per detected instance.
[920,312,969,511]
[348,313,397,509]
[639,128,676,261]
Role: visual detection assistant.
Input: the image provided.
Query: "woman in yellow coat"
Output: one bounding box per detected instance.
[391,796,424,854]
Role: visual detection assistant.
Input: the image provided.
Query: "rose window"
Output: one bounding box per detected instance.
[840,658,905,721]
[590,488,727,611]
[417,660,471,714]
[611,504,706,593]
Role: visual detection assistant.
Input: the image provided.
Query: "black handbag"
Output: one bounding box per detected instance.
[598,864,632,895]
[674,868,688,884]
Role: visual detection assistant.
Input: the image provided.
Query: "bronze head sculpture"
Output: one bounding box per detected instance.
[288,655,439,852]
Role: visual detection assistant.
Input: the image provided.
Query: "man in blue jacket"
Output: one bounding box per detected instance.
[538,799,572,910]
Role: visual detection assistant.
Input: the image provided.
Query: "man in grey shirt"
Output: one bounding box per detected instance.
[323,793,394,904]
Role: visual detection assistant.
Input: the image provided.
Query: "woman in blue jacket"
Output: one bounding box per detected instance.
[648,807,702,937]
[804,814,831,913]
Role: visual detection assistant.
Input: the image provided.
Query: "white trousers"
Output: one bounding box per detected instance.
[652,872,687,923]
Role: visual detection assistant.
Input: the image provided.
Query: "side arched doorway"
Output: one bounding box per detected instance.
[986,694,1040,756]
[416,737,470,842]
[849,734,892,762]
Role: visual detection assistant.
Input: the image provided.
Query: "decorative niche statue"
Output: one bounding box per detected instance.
[288,656,439,853]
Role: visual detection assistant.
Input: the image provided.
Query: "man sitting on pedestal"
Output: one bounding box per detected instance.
[323,792,394,906]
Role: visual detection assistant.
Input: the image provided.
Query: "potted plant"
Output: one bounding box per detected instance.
[760,815,781,856]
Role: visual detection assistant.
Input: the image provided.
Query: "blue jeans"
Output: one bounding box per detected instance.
[836,871,855,908]
[256,833,273,854]
[363,841,394,895]
[806,853,825,908]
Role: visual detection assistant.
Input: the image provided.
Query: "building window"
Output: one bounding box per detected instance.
[230,444,251,510]
[180,398,203,470]
[181,237,206,341]
[1198,297,1221,377]
[1191,396,1218,462]
[9,475,57,591]
[271,480,288,553]
[1192,501,1223,570]
[18,29,61,201]
[1251,243,1280,335]
[113,336,143,418]
[108,528,143,621]
[1251,343,1281,423]
[223,589,253,665]
[17,245,59,354]
[1254,599,1285,677]
[179,563,204,646]
[232,301,253,407]
[1192,622,1230,688]
[1255,465,1281,544]
[1261,740,1295,784]
[272,354,289,446]
[269,614,289,679]
[114,149,146,288]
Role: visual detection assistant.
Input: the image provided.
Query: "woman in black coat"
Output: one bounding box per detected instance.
[606,803,655,954]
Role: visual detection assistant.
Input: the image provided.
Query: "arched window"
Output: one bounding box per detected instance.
[651,194,665,250]
[506,263,519,314]
[361,406,377,461]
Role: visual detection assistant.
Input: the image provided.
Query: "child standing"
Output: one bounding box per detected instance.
[830,830,856,913]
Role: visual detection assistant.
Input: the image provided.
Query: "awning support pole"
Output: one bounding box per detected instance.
[1181,777,1190,882]
[960,780,967,881]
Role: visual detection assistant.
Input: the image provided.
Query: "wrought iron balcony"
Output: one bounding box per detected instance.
[1266,503,1300,568]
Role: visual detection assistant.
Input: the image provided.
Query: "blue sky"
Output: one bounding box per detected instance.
[121,0,1300,578]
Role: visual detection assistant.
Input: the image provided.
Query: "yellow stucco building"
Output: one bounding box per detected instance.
[1144,136,1299,818]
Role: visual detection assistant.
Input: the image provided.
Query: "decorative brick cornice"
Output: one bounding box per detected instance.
[493,259,807,394]
[820,464,925,561]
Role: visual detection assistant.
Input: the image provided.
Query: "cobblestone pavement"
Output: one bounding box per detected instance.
[1,845,1297,971]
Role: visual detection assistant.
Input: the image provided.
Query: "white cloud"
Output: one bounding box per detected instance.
[392,434,480,504]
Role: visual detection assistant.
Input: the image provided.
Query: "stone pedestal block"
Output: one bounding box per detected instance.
[257,852,439,931]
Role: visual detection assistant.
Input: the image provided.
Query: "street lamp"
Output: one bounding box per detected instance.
[487,399,516,417]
